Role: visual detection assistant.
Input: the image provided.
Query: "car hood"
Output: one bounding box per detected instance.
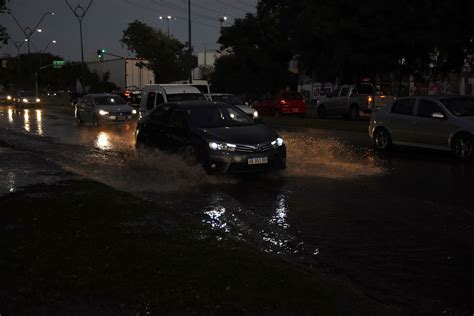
[193,124,278,145]
[96,105,133,112]
[235,104,255,115]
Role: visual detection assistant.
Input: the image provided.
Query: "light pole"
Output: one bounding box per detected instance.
[188,0,193,83]
[218,16,227,28]
[65,0,94,93]
[8,11,55,88]
[159,15,175,37]
[38,40,57,94]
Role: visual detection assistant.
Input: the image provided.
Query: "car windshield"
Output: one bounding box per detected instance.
[20,91,35,97]
[212,95,244,105]
[440,98,474,117]
[94,96,126,105]
[166,93,206,102]
[186,105,255,128]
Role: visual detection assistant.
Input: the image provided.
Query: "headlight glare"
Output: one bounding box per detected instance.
[7,95,12,100]
[99,110,109,116]
[272,137,284,147]
[253,111,259,119]
[209,141,236,152]
[22,98,28,103]
[36,98,41,103]
[132,109,137,114]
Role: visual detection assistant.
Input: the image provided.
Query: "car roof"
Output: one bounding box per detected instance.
[86,93,121,97]
[143,84,201,95]
[170,101,233,109]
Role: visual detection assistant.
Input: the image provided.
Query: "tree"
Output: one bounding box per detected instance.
[121,20,187,83]
[0,0,9,47]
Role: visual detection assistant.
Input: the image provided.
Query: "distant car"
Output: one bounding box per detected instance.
[318,83,395,120]
[0,92,13,105]
[122,86,142,106]
[369,96,474,160]
[75,93,137,127]
[254,91,306,117]
[14,91,41,107]
[136,101,287,174]
[210,93,259,120]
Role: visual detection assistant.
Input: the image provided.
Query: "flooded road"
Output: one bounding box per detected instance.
[1,104,473,315]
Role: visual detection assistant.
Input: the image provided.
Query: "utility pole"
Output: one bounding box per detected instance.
[9,11,55,89]
[65,0,94,94]
[13,40,25,87]
[188,0,193,83]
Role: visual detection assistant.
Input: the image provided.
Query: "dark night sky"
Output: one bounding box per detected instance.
[1,0,256,60]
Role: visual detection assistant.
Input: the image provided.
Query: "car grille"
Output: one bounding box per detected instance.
[110,111,132,116]
[235,142,275,153]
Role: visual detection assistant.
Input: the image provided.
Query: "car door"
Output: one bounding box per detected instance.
[386,98,417,144]
[411,99,457,149]
[165,110,190,151]
[324,88,341,115]
[144,104,174,148]
[334,87,350,114]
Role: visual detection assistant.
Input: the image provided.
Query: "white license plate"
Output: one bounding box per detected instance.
[248,157,268,165]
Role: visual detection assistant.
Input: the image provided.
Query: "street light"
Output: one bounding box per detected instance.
[65,0,95,94]
[42,40,57,53]
[8,10,55,88]
[159,15,176,37]
[218,16,227,28]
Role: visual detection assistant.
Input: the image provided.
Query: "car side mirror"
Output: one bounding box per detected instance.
[432,112,446,120]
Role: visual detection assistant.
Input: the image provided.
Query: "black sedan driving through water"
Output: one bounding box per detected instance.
[135,101,287,173]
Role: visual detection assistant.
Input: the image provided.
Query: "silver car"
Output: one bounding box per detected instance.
[75,93,137,127]
[210,93,259,120]
[369,96,474,159]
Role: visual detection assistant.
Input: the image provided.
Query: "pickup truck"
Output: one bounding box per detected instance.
[317,83,395,120]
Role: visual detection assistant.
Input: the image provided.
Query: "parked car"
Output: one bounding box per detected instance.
[75,93,137,127]
[136,101,287,174]
[140,84,206,115]
[210,93,259,120]
[369,96,474,160]
[14,91,42,107]
[318,83,395,120]
[254,91,307,117]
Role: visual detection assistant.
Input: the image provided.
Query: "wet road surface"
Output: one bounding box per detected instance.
[0,104,473,315]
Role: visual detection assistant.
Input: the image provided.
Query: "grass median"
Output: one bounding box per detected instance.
[0,180,396,315]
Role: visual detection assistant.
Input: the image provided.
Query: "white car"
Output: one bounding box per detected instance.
[211,93,259,120]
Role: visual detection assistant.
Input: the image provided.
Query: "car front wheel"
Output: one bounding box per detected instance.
[452,134,473,160]
[373,127,392,152]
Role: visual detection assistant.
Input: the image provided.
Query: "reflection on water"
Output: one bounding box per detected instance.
[23,110,30,132]
[7,171,16,193]
[96,132,111,150]
[36,110,43,136]
[8,108,13,124]
[270,193,290,229]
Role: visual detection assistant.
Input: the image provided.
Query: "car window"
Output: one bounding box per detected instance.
[150,104,173,123]
[94,96,126,105]
[330,89,340,97]
[166,93,206,102]
[440,98,474,117]
[155,93,165,106]
[417,100,445,118]
[146,92,156,110]
[340,88,349,96]
[186,105,255,128]
[392,99,416,115]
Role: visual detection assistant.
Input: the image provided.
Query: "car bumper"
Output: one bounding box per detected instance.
[206,146,287,174]
[99,115,136,123]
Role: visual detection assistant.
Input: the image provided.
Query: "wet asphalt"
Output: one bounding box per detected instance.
[0,103,473,315]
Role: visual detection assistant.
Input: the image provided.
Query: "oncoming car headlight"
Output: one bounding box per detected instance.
[209,141,236,152]
[36,98,41,103]
[132,109,137,115]
[7,95,12,100]
[22,98,28,103]
[253,111,259,119]
[99,110,109,116]
[271,137,284,147]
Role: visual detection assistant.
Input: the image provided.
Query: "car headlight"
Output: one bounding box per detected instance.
[99,110,109,116]
[271,137,284,147]
[36,98,41,103]
[7,95,12,100]
[209,141,236,152]
[22,98,28,103]
[253,111,259,119]
[132,109,137,115]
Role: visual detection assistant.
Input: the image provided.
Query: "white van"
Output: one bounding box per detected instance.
[170,80,211,100]
[140,84,207,114]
